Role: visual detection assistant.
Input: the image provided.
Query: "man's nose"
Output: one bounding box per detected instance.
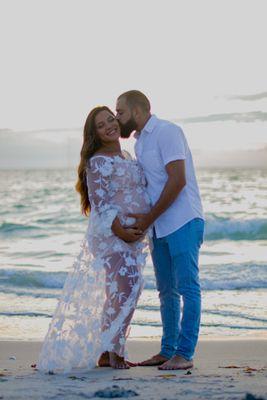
[115,113,120,120]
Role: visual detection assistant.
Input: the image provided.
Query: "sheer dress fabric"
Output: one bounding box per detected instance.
[37,153,151,373]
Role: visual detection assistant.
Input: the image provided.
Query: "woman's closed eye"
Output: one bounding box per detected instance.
[96,117,115,129]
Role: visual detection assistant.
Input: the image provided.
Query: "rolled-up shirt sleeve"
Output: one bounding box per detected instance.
[158,124,186,166]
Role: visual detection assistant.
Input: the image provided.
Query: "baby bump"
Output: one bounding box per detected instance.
[112,190,151,226]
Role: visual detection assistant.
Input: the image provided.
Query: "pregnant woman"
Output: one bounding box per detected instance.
[37,106,150,372]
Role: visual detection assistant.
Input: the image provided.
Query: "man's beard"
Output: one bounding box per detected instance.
[119,117,138,138]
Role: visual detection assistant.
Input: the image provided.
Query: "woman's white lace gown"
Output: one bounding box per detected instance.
[37,154,151,373]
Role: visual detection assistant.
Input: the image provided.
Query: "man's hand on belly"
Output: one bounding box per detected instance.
[112,217,144,242]
[127,212,154,233]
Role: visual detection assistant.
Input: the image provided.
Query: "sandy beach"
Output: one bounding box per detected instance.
[0,338,266,399]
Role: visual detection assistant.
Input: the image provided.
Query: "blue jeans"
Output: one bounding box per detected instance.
[152,218,204,361]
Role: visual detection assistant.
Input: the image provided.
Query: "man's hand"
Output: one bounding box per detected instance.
[111,217,143,243]
[122,228,144,243]
[127,212,154,233]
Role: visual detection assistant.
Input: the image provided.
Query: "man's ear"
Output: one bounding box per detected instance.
[132,105,140,119]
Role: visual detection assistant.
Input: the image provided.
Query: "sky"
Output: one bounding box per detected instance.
[0,0,266,168]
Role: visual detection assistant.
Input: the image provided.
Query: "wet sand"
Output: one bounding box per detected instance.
[0,338,266,399]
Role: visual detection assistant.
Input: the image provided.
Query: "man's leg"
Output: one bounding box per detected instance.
[153,233,180,358]
[139,231,180,366]
[159,218,204,370]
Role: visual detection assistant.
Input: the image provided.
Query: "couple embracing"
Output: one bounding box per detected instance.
[38,90,204,373]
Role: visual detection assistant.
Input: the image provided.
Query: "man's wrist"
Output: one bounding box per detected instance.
[148,210,157,224]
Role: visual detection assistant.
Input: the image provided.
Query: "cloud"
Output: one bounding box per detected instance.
[0,127,82,146]
[226,92,267,101]
[19,127,81,134]
[0,129,82,169]
[177,111,267,124]
[0,127,81,134]
[193,146,267,168]
[0,128,12,133]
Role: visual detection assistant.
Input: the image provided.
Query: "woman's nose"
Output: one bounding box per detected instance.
[106,121,114,131]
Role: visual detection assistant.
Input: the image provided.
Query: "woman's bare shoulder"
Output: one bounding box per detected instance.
[121,150,133,160]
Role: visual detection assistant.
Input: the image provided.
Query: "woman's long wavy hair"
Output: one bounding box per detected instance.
[75,106,114,216]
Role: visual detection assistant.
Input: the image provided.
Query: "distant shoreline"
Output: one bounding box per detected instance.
[1,166,267,171]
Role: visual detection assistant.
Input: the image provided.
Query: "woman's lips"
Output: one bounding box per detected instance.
[107,127,118,136]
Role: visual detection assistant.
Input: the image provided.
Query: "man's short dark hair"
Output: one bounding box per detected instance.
[118,90,151,112]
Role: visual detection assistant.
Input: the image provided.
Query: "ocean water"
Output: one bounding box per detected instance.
[0,168,266,341]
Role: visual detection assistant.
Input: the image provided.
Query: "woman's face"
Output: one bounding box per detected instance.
[94,110,121,144]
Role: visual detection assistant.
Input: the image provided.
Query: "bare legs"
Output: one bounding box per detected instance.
[98,252,142,369]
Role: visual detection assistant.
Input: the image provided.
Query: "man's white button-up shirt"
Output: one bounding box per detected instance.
[134,115,204,238]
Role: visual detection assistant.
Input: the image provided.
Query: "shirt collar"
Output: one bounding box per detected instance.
[134,114,157,139]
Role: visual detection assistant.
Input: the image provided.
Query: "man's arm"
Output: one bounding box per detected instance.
[129,159,186,232]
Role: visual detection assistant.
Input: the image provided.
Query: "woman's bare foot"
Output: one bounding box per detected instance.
[109,352,130,369]
[138,353,169,366]
[158,355,193,370]
[98,352,110,367]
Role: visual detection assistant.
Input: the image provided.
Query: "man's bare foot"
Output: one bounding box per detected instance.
[98,351,110,367]
[138,353,169,366]
[109,352,130,369]
[158,355,193,370]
